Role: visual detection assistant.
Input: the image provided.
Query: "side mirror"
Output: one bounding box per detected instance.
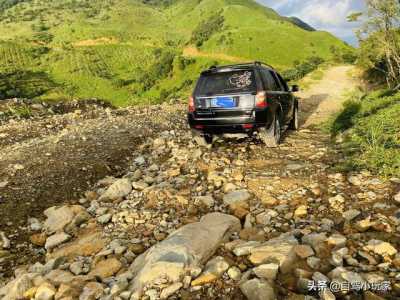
[292,85,299,92]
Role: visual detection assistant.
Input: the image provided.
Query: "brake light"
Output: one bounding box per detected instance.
[189,96,195,112]
[256,91,268,108]
[243,124,253,129]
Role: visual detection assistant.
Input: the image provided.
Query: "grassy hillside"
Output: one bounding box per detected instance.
[0,0,353,106]
[329,89,400,177]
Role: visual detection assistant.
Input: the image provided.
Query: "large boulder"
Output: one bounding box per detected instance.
[129,213,241,297]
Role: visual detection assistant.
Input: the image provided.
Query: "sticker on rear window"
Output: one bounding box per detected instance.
[229,71,252,89]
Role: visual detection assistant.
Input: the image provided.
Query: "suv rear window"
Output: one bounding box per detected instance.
[195,70,257,96]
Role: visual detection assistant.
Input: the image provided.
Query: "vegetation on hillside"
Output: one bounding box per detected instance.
[0,0,352,105]
[330,89,400,177]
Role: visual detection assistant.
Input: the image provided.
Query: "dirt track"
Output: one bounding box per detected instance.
[0,65,360,277]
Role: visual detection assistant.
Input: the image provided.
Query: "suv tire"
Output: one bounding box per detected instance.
[289,105,299,130]
[259,115,281,147]
[204,134,213,145]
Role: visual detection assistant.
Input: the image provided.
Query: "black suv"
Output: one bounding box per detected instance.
[188,62,299,147]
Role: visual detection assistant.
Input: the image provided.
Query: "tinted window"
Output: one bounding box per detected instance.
[261,69,278,91]
[270,71,284,91]
[195,70,257,96]
[276,72,289,91]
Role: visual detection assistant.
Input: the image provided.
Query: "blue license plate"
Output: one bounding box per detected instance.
[211,97,235,108]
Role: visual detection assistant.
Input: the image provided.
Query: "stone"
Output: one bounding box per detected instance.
[319,289,336,300]
[328,195,345,212]
[302,233,327,250]
[194,195,215,208]
[44,205,88,234]
[348,175,362,186]
[260,195,278,206]
[31,233,47,247]
[35,282,56,300]
[240,278,276,300]
[363,291,385,300]
[192,256,229,285]
[223,190,251,206]
[294,245,314,259]
[365,240,398,257]
[0,274,33,300]
[45,233,71,250]
[355,217,376,232]
[80,282,104,300]
[326,234,347,249]
[160,282,182,299]
[233,241,261,256]
[128,213,240,296]
[89,258,122,279]
[49,229,108,260]
[255,212,272,225]
[253,263,279,281]
[394,192,400,204]
[99,178,132,201]
[227,266,241,281]
[70,261,84,275]
[342,209,361,221]
[294,205,308,218]
[45,270,75,286]
[224,183,237,193]
[97,213,112,224]
[306,257,321,269]
[131,181,148,191]
[248,234,298,273]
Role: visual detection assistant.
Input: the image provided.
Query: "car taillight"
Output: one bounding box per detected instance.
[256,91,268,108]
[189,96,195,112]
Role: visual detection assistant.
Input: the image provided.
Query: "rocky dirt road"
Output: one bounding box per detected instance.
[0,66,400,299]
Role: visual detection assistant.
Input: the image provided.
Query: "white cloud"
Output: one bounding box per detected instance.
[256,0,366,45]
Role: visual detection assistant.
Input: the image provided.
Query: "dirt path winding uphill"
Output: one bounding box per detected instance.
[298,65,358,127]
[0,66,399,299]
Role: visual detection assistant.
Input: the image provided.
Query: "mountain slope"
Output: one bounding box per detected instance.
[0,0,353,105]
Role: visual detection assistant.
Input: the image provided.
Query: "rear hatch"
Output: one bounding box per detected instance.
[194,69,257,119]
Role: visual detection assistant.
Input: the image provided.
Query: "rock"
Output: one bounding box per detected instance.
[192,256,229,285]
[342,209,361,221]
[160,282,182,299]
[227,266,242,281]
[394,192,400,204]
[255,212,271,225]
[44,205,88,234]
[355,217,376,232]
[326,234,347,249]
[307,257,321,269]
[232,241,261,256]
[294,245,314,259]
[49,229,108,260]
[328,195,345,212]
[0,274,33,300]
[302,233,327,250]
[99,178,132,201]
[253,263,279,281]
[128,213,240,296]
[80,282,104,300]
[89,258,122,279]
[294,205,308,218]
[319,288,336,300]
[45,233,71,250]
[29,218,43,231]
[365,240,398,257]
[260,195,278,207]
[97,213,112,224]
[348,175,362,186]
[45,270,75,286]
[224,183,237,193]
[0,232,11,249]
[194,195,215,208]
[363,291,385,300]
[35,282,56,300]
[70,261,84,275]
[134,156,146,165]
[248,234,298,273]
[240,278,276,300]
[131,181,148,191]
[0,181,8,188]
[223,189,251,207]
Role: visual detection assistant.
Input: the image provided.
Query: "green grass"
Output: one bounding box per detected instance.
[0,0,353,106]
[328,89,400,177]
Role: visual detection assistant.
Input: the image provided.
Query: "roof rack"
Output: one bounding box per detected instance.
[207,61,275,71]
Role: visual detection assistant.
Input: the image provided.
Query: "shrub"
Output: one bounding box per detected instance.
[190,12,225,47]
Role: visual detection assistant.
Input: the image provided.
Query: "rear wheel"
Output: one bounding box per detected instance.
[204,134,214,145]
[289,104,299,130]
[259,115,281,148]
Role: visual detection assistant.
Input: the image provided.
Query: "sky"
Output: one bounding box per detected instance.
[256,0,366,45]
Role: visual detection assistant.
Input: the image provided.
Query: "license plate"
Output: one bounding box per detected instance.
[211,97,235,108]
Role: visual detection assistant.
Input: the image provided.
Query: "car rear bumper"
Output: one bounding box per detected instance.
[188,109,273,134]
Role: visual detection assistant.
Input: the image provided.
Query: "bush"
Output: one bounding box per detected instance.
[281,56,325,81]
[190,12,225,47]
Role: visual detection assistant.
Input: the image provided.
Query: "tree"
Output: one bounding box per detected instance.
[354,0,400,87]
